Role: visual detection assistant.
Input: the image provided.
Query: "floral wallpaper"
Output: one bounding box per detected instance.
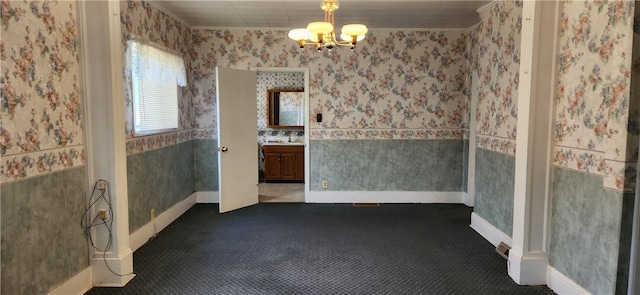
[473,0,522,155]
[1,1,85,184]
[120,0,196,154]
[190,28,470,140]
[553,0,636,191]
[464,24,479,141]
[256,71,305,144]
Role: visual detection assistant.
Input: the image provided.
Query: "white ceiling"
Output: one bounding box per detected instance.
[151,0,491,29]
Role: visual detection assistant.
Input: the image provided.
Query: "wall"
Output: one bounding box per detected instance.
[0,1,88,293]
[471,0,522,235]
[550,1,637,293]
[120,0,197,232]
[311,139,462,191]
[190,28,469,193]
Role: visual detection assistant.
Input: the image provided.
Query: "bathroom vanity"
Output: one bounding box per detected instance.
[262,143,304,182]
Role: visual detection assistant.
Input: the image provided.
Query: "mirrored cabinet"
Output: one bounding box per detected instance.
[267,89,304,129]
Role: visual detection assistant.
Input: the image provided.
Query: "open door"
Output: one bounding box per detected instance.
[216,67,258,213]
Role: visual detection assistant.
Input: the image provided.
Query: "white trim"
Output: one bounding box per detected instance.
[630,143,640,294]
[251,67,310,203]
[305,191,464,204]
[91,249,134,287]
[129,193,197,252]
[462,192,471,207]
[508,249,548,285]
[47,267,92,295]
[81,0,134,287]
[470,212,512,247]
[546,266,591,295]
[196,191,220,203]
[477,0,498,13]
[146,1,190,28]
[304,69,310,203]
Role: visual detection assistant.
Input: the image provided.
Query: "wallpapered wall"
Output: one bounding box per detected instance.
[474,0,522,155]
[1,1,85,184]
[553,0,637,192]
[549,1,637,293]
[256,71,305,144]
[119,0,200,233]
[190,28,470,140]
[470,0,522,238]
[1,1,89,294]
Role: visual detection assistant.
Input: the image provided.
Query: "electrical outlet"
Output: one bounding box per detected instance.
[151,208,156,220]
[98,210,107,220]
[97,180,107,190]
[322,180,328,189]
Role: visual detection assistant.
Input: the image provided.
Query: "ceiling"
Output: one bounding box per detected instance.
[151,0,491,29]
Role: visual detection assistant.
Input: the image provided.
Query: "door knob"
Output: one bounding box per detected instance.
[218,146,228,152]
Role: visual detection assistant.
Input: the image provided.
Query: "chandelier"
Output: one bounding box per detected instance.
[288,0,368,51]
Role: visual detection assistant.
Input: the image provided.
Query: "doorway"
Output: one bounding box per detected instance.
[253,67,310,203]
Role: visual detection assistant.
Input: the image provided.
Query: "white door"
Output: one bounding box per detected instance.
[216,67,259,213]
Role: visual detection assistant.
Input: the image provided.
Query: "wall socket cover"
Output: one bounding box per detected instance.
[322,180,328,189]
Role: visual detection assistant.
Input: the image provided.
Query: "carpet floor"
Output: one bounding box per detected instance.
[86,203,555,294]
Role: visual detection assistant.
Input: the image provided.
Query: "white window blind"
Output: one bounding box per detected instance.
[127,40,186,136]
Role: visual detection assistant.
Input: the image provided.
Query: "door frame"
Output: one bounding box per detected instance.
[630,139,640,294]
[251,67,310,202]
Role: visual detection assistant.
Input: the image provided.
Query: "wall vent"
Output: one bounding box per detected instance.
[496,242,511,260]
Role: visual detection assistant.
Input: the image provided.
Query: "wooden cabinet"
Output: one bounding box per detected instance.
[263,145,304,182]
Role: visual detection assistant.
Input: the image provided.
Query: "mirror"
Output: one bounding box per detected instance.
[267,89,304,129]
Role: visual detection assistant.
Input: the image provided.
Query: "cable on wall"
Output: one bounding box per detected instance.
[81,179,134,277]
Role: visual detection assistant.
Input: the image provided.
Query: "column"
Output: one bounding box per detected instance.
[509,0,558,285]
[80,1,135,286]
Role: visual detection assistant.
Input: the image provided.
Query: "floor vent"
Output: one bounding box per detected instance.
[495,242,511,260]
[352,203,380,207]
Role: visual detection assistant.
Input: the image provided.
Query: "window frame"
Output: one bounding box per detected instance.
[127,40,185,137]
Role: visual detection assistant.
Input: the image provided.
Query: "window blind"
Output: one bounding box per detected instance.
[127,40,185,136]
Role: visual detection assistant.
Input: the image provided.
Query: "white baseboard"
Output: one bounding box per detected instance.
[130,192,197,252]
[508,249,548,285]
[305,191,464,203]
[462,192,473,207]
[547,266,591,295]
[470,212,512,247]
[196,191,219,203]
[48,267,92,295]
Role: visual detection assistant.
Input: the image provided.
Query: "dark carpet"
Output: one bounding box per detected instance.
[86,203,555,294]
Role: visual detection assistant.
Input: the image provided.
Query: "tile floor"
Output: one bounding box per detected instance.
[258,182,305,203]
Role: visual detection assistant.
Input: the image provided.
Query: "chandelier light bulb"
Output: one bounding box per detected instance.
[288,28,313,41]
[307,22,334,35]
[341,24,368,36]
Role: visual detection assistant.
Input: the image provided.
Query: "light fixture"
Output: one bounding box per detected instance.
[288,0,368,51]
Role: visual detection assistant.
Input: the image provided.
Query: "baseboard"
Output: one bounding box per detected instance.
[508,249,548,285]
[48,266,92,295]
[470,212,512,247]
[547,266,591,295]
[196,191,219,203]
[462,192,473,207]
[130,192,197,252]
[305,191,464,203]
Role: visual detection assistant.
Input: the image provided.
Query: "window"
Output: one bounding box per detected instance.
[127,40,186,136]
